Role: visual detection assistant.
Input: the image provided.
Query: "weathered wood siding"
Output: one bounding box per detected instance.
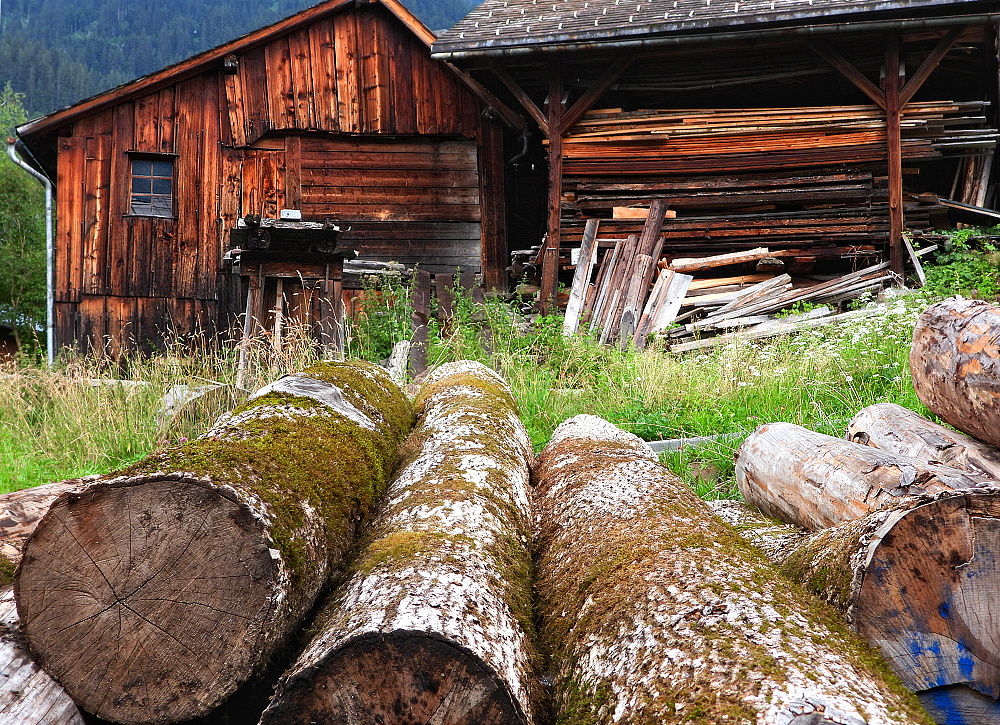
[51,2,503,353]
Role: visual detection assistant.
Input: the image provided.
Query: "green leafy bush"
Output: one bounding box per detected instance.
[921,227,1000,299]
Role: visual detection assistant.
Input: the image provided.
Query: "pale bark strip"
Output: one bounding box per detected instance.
[15,361,413,725]
[847,402,1000,479]
[736,422,995,530]
[534,415,931,725]
[260,360,537,725]
[910,297,1000,449]
[0,587,84,725]
[711,493,1000,722]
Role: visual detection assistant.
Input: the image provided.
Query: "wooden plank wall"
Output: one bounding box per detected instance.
[223,5,479,145]
[53,2,502,354]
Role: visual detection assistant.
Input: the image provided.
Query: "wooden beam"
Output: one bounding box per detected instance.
[561,58,633,133]
[540,65,564,314]
[490,66,548,135]
[443,62,525,130]
[885,33,905,275]
[805,39,886,110]
[900,26,964,106]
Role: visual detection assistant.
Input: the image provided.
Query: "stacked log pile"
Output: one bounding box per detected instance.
[259,361,537,724]
[730,297,1000,724]
[533,414,930,724]
[13,361,414,724]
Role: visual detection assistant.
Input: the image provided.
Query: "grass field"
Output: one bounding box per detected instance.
[0,283,939,497]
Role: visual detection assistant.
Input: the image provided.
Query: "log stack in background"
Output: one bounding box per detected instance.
[533,414,930,725]
[260,360,538,725]
[14,361,413,725]
[730,296,1000,725]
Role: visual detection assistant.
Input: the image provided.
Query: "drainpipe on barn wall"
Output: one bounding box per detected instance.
[7,139,55,366]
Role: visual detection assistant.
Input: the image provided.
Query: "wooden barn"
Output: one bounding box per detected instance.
[14,0,512,355]
[433,0,1000,312]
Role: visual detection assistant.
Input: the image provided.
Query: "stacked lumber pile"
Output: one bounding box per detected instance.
[729,296,1000,724]
[563,205,906,349]
[549,101,994,267]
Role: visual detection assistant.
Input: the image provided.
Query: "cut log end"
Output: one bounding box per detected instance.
[15,477,277,724]
[855,493,1000,698]
[261,634,527,725]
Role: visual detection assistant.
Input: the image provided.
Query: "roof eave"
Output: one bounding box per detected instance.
[432,11,1000,60]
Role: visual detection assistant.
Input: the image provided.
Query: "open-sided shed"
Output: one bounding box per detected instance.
[433,0,1000,311]
[15,0,511,355]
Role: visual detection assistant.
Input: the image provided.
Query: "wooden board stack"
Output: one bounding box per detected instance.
[553,101,991,267]
[562,199,910,350]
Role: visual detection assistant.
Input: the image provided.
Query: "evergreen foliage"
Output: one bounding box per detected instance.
[0,83,45,345]
[0,0,477,119]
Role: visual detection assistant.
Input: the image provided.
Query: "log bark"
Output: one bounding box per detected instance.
[711,493,1000,725]
[736,422,996,529]
[847,402,1000,479]
[260,361,537,725]
[15,361,413,725]
[533,414,931,725]
[0,587,85,724]
[910,297,1000,449]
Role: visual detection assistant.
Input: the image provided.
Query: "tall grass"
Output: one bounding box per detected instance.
[0,279,940,498]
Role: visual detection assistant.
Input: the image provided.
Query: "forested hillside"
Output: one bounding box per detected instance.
[0,0,476,120]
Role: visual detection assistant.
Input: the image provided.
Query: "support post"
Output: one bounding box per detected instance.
[885,34,904,275]
[540,65,564,315]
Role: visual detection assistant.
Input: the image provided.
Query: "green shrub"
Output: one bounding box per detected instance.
[921,227,1000,298]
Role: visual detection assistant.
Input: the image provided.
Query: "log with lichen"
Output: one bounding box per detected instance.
[259,361,537,725]
[710,493,1000,725]
[0,587,85,724]
[910,297,1000,449]
[846,403,1000,479]
[14,361,413,725]
[533,414,932,725]
[736,421,996,529]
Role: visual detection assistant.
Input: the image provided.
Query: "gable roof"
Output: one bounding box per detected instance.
[18,0,435,141]
[432,0,995,57]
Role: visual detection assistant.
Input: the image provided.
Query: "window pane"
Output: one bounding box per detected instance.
[131,158,153,176]
[151,197,172,216]
[131,177,151,194]
[152,177,172,195]
[153,160,173,177]
[131,199,151,215]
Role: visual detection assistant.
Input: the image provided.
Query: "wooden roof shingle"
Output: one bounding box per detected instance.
[432,0,993,56]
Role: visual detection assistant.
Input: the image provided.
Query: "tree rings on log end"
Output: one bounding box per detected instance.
[15,477,276,724]
[260,634,526,725]
[856,492,1000,698]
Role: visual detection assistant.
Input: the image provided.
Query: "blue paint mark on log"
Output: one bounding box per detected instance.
[921,688,970,725]
[958,640,976,681]
[939,601,951,619]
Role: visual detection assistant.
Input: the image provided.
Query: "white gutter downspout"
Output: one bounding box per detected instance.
[7,139,54,366]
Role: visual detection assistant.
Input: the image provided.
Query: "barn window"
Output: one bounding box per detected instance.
[129,155,174,217]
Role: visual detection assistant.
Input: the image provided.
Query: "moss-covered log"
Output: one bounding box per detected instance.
[0,587,84,724]
[259,361,537,725]
[15,361,413,725]
[911,297,1000,449]
[534,414,931,725]
[846,403,1000,479]
[711,494,1000,725]
[736,422,995,529]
